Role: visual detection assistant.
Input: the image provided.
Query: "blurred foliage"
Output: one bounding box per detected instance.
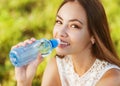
[0,0,62,85]
[0,0,119,86]
[102,0,120,56]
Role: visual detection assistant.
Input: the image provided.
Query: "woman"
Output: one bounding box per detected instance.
[13,0,120,86]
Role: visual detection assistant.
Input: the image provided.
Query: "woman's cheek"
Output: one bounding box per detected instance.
[53,27,57,38]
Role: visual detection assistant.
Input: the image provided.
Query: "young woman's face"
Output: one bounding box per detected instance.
[53,1,92,56]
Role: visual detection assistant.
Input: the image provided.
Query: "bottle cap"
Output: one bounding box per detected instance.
[50,39,60,48]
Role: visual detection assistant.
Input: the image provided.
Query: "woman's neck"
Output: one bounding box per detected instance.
[70,52,96,76]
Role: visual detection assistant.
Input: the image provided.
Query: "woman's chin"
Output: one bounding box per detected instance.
[56,50,68,56]
[56,48,68,55]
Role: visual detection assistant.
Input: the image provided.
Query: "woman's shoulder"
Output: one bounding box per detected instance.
[41,57,61,86]
[96,68,120,86]
[43,57,59,77]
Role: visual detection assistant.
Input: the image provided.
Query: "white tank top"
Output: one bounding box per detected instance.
[56,56,120,86]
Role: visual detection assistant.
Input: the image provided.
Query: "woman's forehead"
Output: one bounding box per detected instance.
[57,2,87,24]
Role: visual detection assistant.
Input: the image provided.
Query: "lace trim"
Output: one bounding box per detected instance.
[56,56,120,86]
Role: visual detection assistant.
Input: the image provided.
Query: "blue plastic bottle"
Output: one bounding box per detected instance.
[9,38,60,67]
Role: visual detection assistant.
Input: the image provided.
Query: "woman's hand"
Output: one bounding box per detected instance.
[15,54,43,86]
[11,38,43,86]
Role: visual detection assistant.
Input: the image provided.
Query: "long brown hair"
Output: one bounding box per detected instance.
[56,0,120,67]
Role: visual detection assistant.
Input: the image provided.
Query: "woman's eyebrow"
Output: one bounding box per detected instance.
[69,19,83,25]
[57,15,63,20]
[57,15,83,25]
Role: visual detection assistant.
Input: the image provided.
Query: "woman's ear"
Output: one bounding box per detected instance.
[91,36,95,45]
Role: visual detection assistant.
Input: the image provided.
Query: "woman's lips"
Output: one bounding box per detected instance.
[58,39,70,48]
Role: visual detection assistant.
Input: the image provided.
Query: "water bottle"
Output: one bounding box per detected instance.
[9,38,60,67]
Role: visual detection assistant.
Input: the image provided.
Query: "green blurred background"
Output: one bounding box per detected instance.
[0,0,120,86]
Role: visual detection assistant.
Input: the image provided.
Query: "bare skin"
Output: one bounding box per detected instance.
[96,68,120,86]
[41,58,61,86]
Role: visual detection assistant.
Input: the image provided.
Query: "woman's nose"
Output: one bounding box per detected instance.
[58,28,68,37]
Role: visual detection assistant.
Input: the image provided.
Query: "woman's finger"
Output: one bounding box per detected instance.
[11,42,23,50]
[24,39,32,44]
[30,37,36,42]
[11,45,17,49]
[26,54,43,81]
[36,53,43,65]
[15,67,26,82]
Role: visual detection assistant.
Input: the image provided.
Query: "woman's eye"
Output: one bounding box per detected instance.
[55,20,62,25]
[70,24,80,29]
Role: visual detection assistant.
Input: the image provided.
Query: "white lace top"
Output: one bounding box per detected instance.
[56,56,120,86]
